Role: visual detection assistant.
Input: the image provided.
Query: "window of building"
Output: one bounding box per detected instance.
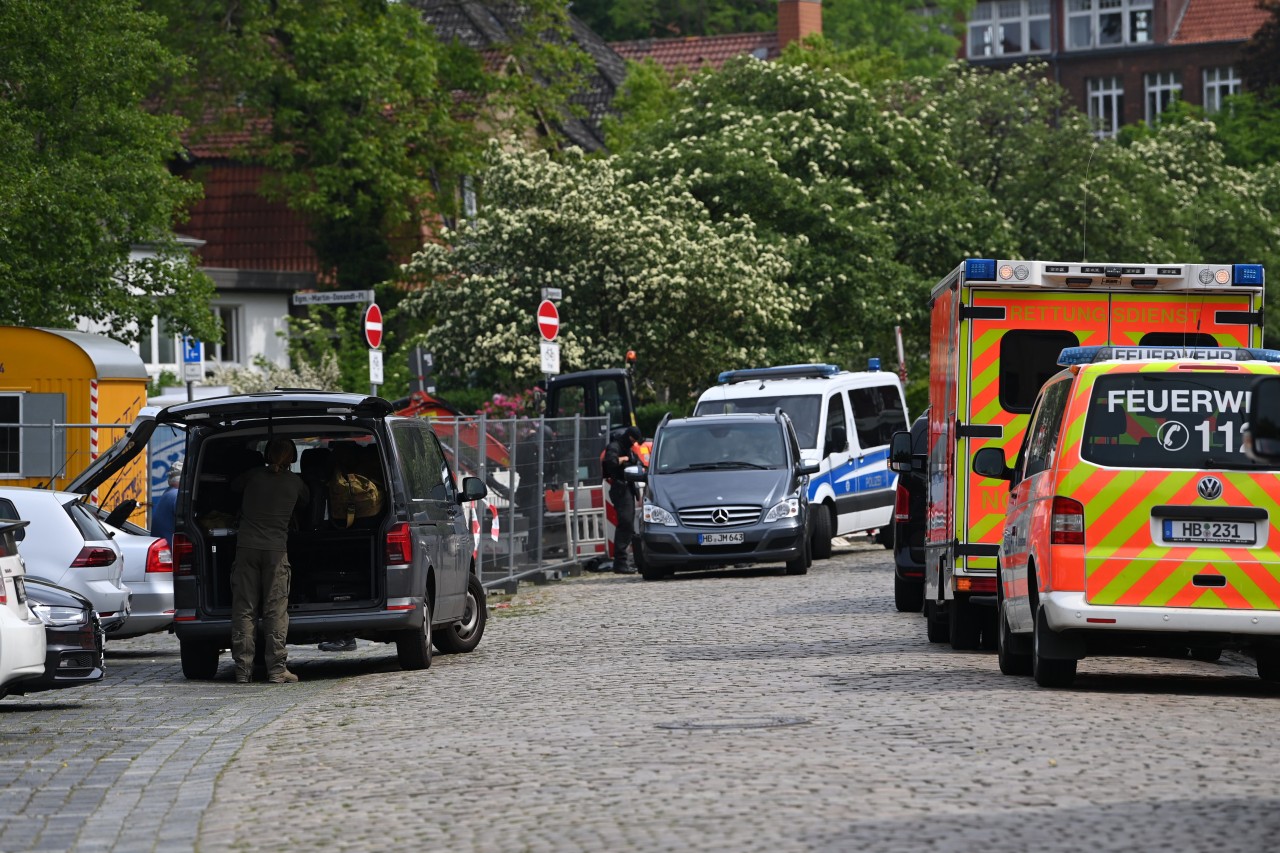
[1087,75,1125,137]
[139,315,179,365]
[968,0,1050,57]
[1067,0,1152,50]
[206,305,239,363]
[1203,66,1241,114]
[0,396,18,476]
[1144,70,1182,125]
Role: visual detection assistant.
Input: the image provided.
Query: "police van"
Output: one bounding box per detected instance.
[973,345,1280,688]
[693,363,909,559]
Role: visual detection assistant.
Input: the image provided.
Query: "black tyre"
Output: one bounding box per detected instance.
[434,573,487,655]
[180,639,221,680]
[785,537,811,575]
[396,594,433,671]
[1032,606,1076,688]
[997,601,1032,676]
[811,504,833,560]
[876,527,893,549]
[925,599,948,643]
[894,574,923,612]
[949,595,982,650]
[1189,647,1222,663]
[1257,648,1280,682]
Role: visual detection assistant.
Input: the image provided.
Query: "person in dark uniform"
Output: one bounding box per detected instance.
[229,437,309,684]
[602,426,643,575]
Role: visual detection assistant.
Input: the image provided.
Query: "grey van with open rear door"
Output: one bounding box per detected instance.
[73,391,489,680]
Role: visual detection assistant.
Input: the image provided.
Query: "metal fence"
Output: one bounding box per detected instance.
[425,415,615,590]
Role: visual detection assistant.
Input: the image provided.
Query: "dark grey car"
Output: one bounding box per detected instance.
[629,413,819,580]
[74,392,489,680]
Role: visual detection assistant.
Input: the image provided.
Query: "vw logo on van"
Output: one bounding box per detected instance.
[1197,476,1224,500]
[711,508,730,525]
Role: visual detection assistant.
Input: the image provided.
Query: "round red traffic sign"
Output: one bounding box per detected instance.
[364,303,383,349]
[537,299,559,341]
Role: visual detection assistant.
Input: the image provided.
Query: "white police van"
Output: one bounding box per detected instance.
[694,362,909,559]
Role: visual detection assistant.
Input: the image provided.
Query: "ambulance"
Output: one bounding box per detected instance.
[911,259,1265,651]
[973,345,1280,687]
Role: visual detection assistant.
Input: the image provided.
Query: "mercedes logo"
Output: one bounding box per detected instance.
[1197,476,1224,500]
[711,508,730,525]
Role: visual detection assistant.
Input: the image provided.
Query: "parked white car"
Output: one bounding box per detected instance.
[0,520,47,699]
[0,488,131,635]
[95,513,173,639]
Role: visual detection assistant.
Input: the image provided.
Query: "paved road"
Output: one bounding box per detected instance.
[3,540,1280,852]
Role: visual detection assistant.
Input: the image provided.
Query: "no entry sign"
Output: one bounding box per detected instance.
[364,303,383,349]
[537,299,559,341]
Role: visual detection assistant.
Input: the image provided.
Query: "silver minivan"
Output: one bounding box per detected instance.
[77,392,489,680]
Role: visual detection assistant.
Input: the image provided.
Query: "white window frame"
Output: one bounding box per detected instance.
[207,305,241,364]
[1067,0,1153,50]
[0,394,20,477]
[968,0,1051,57]
[1203,66,1241,114]
[1144,70,1182,125]
[1087,75,1125,138]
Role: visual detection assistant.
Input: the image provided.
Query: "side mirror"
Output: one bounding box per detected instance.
[796,461,819,476]
[1245,376,1280,464]
[972,447,1012,480]
[458,476,488,504]
[825,425,849,457]
[623,464,647,483]
[888,431,913,473]
[105,499,138,530]
[13,527,24,542]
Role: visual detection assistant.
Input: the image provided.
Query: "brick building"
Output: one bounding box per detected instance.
[961,0,1271,135]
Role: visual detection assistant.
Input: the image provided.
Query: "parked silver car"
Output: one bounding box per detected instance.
[0,520,46,699]
[0,488,131,635]
[96,514,173,639]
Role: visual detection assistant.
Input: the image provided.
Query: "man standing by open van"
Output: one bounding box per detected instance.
[230,437,309,684]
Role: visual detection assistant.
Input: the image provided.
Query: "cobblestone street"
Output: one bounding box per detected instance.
[3,540,1280,852]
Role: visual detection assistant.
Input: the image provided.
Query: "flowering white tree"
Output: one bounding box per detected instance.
[399,143,796,398]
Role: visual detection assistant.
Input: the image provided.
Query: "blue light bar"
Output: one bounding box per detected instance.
[965,259,997,282]
[1233,264,1265,286]
[717,364,841,384]
[868,357,881,371]
[1057,346,1102,366]
[1059,346,1280,366]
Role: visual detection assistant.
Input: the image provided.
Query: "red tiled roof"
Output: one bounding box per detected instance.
[1170,0,1270,44]
[183,164,322,273]
[610,31,778,76]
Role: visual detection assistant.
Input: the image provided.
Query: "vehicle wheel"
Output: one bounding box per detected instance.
[876,527,893,549]
[811,504,833,560]
[433,573,487,655]
[785,537,811,575]
[396,593,433,671]
[1189,647,1222,663]
[925,599,948,643]
[894,574,923,612]
[1032,606,1076,688]
[180,639,221,680]
[1257,648,1280,682]
[640,566,666,581]
[997,601,1032,676]
[949,595,982,650]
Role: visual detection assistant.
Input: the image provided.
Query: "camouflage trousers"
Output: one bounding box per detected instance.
[230,547,292,679]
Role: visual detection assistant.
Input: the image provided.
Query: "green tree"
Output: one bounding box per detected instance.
[0,0,218,340]
[823,0,975,78]
[573,0,774,42]
[1241,0,1280,96]
[399,143,797,398]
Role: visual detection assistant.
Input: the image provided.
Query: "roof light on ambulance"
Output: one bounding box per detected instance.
[1215,268,1231,285]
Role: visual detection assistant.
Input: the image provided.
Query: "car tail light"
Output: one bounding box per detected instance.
[146,539,173,573]
[0,579,6,605]
[1050,497,1085,545]
[172,533,195,576]
[386,522,412,565]
[71,547,117,568]
[894,483,910,523]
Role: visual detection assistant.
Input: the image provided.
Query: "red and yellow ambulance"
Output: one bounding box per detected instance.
[974,345,1280,687]
[922,259,1265,650]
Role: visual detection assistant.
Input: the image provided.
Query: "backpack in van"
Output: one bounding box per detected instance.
[328,469,384,528]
